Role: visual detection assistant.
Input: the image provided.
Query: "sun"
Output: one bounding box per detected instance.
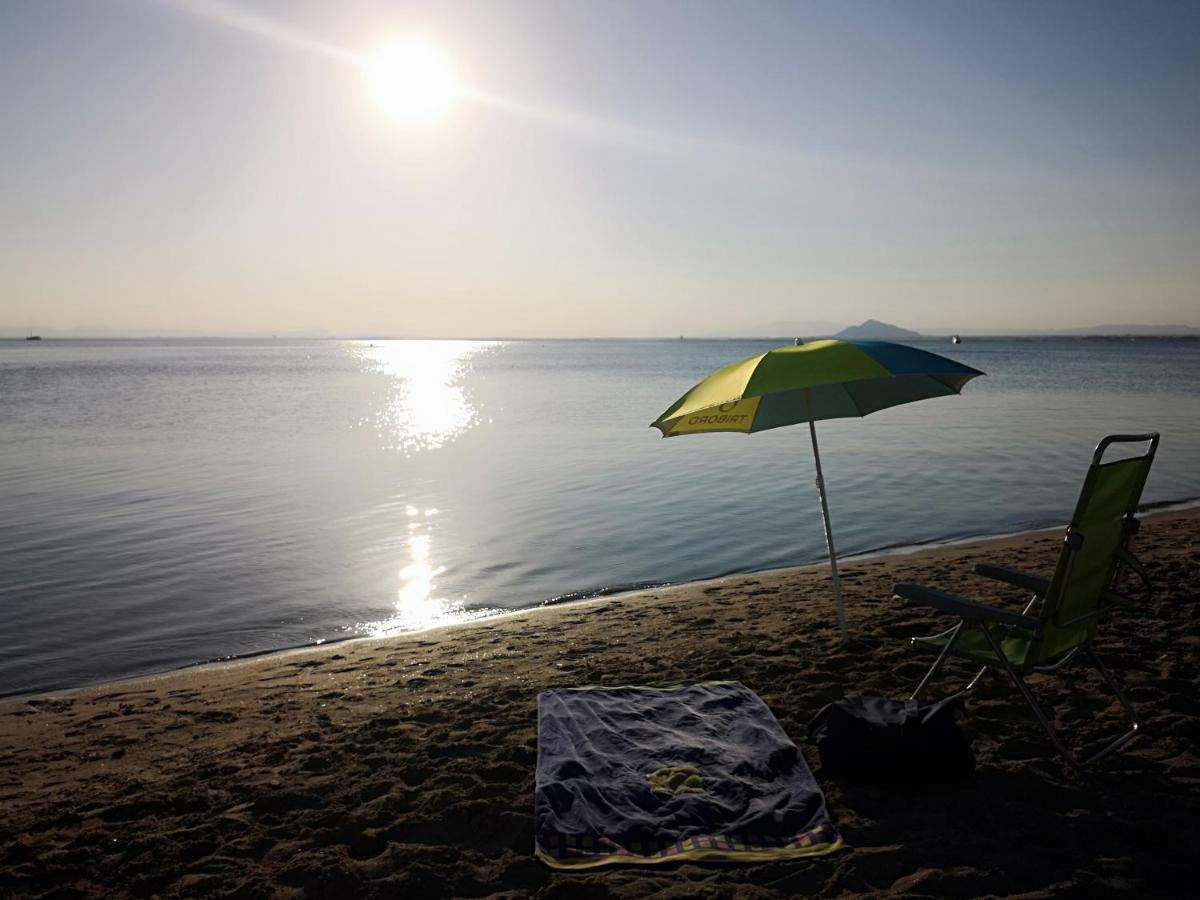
[365,36,461,124]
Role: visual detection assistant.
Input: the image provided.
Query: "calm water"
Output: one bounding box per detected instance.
[2,337,1198,696]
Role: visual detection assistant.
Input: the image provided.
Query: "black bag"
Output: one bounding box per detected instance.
[807,694,974,781]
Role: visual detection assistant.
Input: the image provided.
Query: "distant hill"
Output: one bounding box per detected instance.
[834,319,921,340]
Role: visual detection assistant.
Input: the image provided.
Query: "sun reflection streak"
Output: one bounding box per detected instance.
[395,533,444,619]
[354,340,495,455]
[363,507,491,636]
[347,341,498,634]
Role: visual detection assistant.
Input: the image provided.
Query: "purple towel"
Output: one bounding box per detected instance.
[535,681,841,868]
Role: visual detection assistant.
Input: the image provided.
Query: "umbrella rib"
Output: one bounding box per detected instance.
[837,381,867,419]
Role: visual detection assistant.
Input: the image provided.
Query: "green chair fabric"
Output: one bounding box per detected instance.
[1031,453,1154,662]
[913,626,1033,669]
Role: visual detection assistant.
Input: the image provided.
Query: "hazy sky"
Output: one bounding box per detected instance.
[2,0,1197,337]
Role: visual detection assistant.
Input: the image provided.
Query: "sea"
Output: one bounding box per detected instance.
[2,336,1198,696]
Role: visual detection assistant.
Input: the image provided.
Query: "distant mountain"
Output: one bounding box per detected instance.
[834,319,921,340]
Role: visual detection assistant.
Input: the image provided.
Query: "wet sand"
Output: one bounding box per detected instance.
[2,509,1198,898]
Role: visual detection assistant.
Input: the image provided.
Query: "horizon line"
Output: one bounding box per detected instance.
[4,330,1199,342]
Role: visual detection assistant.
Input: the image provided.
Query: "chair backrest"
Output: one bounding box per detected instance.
[1028,434,1159,663]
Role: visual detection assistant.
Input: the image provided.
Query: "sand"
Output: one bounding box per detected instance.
[2,509,1198,899]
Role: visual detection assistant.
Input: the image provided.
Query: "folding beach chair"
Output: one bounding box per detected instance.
[893,433,1158,767]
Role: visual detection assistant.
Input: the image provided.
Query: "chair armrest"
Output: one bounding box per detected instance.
[893,582,1040,629]
[973,563,1050,595]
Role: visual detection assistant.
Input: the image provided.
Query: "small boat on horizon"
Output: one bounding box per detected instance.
[951,334,961,344]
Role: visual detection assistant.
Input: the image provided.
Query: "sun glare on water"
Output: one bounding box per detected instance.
[365,36,461,124]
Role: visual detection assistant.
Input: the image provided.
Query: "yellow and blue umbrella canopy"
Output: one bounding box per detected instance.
[651,339,983,640]
[652,339,984,437]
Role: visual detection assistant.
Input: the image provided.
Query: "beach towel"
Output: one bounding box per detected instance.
[535,681,842,868]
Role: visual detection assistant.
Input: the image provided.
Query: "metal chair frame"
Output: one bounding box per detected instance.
[901,433,1158,768]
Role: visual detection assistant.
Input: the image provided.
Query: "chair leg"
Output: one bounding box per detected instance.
[1079,645,1140,766]
[978,629,1140,767]
[910,622,963,700]
[977,625,1075,763]
[910,621,991,701]
[964,664,989,692]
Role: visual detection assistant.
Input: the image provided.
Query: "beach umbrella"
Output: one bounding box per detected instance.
[651,339,983,640]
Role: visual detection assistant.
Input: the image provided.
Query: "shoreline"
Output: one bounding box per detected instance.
[2,508,1197,897]
[7,498,1198,705]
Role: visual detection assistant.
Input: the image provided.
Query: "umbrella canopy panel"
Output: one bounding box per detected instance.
[652,340,983,437]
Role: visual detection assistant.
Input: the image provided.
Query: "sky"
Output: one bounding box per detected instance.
[1,0,1198,337]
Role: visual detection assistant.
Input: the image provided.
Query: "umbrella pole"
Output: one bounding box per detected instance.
[805,390,849,641]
